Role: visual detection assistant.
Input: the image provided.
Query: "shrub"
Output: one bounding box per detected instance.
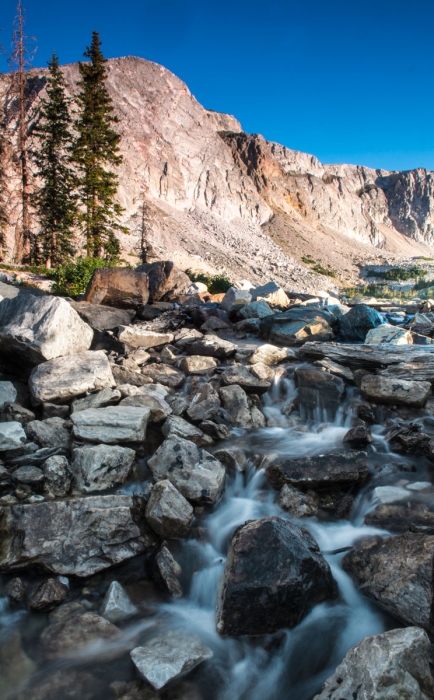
[302,256,316,265]
[50,257,121,298]
[366,267,427,281]
[185,269,232,294]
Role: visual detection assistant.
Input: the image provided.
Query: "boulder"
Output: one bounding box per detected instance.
[71,387,121,414]
[300,341,434,368]
[365,503,434,533]
[71,444,136,492]
[130,631,212,691]
[295,366,345,419]
[186,281,208,295]
[313,358,354,382]
[0,381,17,409]
[101,581,137,623]
[201,316,231,332]
[147,436,225,505]
[251,281,290,308]
[162,415,212,446]
[186,334,237,359]
[43,455,71,497]
[276,483,321,518]
[149,544,182,597]
[313,627,434,700]
[216,517,337,636]
[0,495,157,577]
[266,451,369,490]
[179,355,219,375]
[221,365,271,395]
[248,343,297,366]
[69,301,135,331]
[239,301,273,319]
[28,578,68,612]
[343,425,372,446]
[0,421,27,451]
[365,323,413,345]
[5,577,25,602]
[41,612,120,661]
[141,364,185,389]
[145,480,193,538]
[337,304,383,342]
[200,420,231,441]
[0,295,93,364]
[117,326,174,349]
[84,268,150,308]
[186,384,221,421]
[71,406,150,443]
[260,307,334,346]
[221,287,252,312]
[219,384,266,429]
[26,417,71,450]
[137,261,190,301]
[29,351,115,404]
[342,532,434,631]
[111,365,153,387]
[250,362,274,381]
[120,393,172,421]
[214,447,247,473]
[361,374,431,407]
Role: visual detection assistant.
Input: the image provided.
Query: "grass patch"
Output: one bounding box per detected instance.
[302,256,316,265]
[185,269,232,294]
[366,267,427,281]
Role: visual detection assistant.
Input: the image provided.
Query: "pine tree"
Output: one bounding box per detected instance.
[33,52,76,268]
[73,31,126,259]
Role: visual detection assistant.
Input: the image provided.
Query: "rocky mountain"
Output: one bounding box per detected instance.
[1,56,434,291]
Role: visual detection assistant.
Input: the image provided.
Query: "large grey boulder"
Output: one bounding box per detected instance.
[251,281,290,308]
[145,479,193,538]
[0,495,157,577]
[365,323,413,345]
[337,304,383,342]
[0,295,93,364]
[343,532,434,632]
[120,392,172,421]
[71,444,136,492]
[130,631,212,691]
[221,287,252,312]
[260,307,334,346]
[266,451,369,490]
[295,366,345,419]
[0,381,17,408]
[239,300,273,319]
[313,627,434,700]
[29,351,115,404]
[84,267,150,308]
[101,581,137,623]
[147,436,225,504]
[71,406,150,443]
[361,374,431,407]
[216,517,337,636]
[0,421,27,451]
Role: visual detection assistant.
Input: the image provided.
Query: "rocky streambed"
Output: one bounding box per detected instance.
[1,264,434,699]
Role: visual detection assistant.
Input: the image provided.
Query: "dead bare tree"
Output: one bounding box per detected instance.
[133,194,155,264]
[8,1,36,262]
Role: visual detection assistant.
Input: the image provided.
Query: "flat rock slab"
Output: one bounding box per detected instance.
[118,326,174,349]
[365,503,434,533]
[0,294,93,364]
[221,365,270,395]
[342,532,434,632]
[69,301,135,331]
[186,334,237,359]
[361,374,431,407]
[131,631,212,690]
[71,406,150,443]
[0,495,157,577]
[216,516,337,636]
[299,341,434,368]
[29,350,115,404]
[266,451,369,490]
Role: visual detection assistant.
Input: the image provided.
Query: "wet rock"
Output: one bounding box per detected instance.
[199,420,231,440]
[0,631,36,699]
[300,341,434,369]
[120,392,172,421]
[141,363,185,388]
[71,387,122,414]
[361,374,431,407]
[0,421,27,451]
[101,581,137,623]
[221,365,270,395]
[162,415,213,447]
[365,503,434,533]
[248,343,297,366]
[138,261,190,301]
[313,358,354,382]
[260,307,334,346]
[337,304,383,342]
[149,544,183,597]
[71,444,135,492]
[187,384,221,421]
[0,381,17,408]
[313,627,434,700]
[112,365,153,387]
[71,406,150,443]
[266,451,369,490]
[41,612,120,660]
[186,334,237,360]
[28,578,68,612]
[0,495,157,576]
[365,323,413,345]
[214,447,247,473]
[26,417,71,450]
[29,350,115,404]
[216,516,337,636]
[276,483,321,518]
[250,362,274,381]
[356,402,376,423]
[221,287,252,312]
[343,425,372,446]
[251,281,290,308]
[84,267,150,308]
[219,384,266,428]
[69,300,135,331]
[145,479,193,537]
[130,630,213,691]
[147,436,225,505]
[13,465,44,485]
[0,295,93,364]
[118,325,174,349]
[295,366,345,419]
[342,532,434,631]
[179,355,219,375]
[5,576,25,602]
[16,669,102,700]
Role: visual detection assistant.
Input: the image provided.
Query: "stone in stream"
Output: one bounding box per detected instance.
[295,366,345,419]
[101,581,137,623]
[43,455,72,497]
[361,374,431,407]
[342,532,434,632]
[145,480,193,538]
[117,325,174,349]
[186,384,221,421]
[343,425,372,447]
[266,451,369,490]
[214,447,247,473]
[337,304,383,342]
[130,631,213,691]
[71,387,122,413]
[162,415,213,447]
[276,483,321,518]
[221,287,252,312]
[0,295,93,364]
[149,544,183,597]
[248,343,297,365]
[313,358,354,382]
[0,495,157,577]
[365,503,434,533]
[71,406,150,443]
[199,420,231,441]
[28,578,68,612]
[84,267,150,308]
[137,260,191,301]
[71,444,136,492]
[5,577,25,602]
[29,350,115,404]
[365,323,413,345]
[147,436,225,505]
[0,422,27,451]
[141,363,185,388]
[185,334,237,360]
[179,355,219,375]
[216,517,337,636]
[0,381,17,408]
[120,392,172,421]
[299,341,434,369]
[250,362,275,381]
[220,365,271,395]
[41,612,120,661]
[219,384,266,429]
[26,417,71,450]
[313,627,434,700]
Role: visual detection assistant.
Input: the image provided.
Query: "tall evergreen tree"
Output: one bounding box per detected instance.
[73,31,126,258]
[33,52,76,268]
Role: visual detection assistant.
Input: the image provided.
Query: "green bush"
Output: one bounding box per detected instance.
[50,257,121,298]
[366,267,427,281]
[302,256,316,265]
[185,269,232,294]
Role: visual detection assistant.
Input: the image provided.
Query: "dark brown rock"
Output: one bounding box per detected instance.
[138,261,190,302]
[5,577,25,602]
[343,425,372,447]
[70,301,135,331]
[28,578,68,612]
[295,366,345,419]
[266,451,369,490]
[364,503,434,534]
[149,545,182,597]
[41,612,120,660]
[84,268,149,308]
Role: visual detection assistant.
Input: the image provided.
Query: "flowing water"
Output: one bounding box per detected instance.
[1,366,433,699]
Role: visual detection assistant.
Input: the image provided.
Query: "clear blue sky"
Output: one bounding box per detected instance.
[0,0,432,172]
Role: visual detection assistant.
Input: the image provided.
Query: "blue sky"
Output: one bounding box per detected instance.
[0,0,432,172]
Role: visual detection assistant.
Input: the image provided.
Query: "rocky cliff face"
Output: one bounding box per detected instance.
[1,56,434,290]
